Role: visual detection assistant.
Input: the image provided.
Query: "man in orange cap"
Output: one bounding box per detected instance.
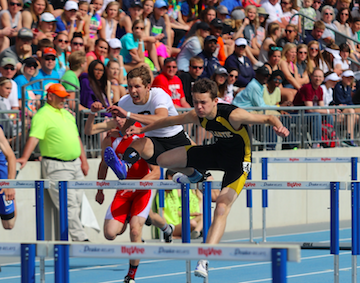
[17,84,90,242]
[32,47,60,99]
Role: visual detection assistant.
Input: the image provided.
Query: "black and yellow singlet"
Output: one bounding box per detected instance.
[185,103,252,195]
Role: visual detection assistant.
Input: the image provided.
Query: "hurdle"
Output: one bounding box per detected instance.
[0,180,49,283]
[201,180,345,283]
[0,240,300,283]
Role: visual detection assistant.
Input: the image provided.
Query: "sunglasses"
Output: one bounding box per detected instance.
[314,1,321,3]
[3,66,15,70]
[325,12,333,15]
[134,26,144,30]
[270,46,283,51]
[72,42,84,46]
[310,47,319,51]
[44,57,56,61]
[273,78,283,83]
[229,74,238,78]
[190,65,203,69]
[285,29,295,33]
[94,68,104,72]
[166,66,177,69]
[25,64,37,68]
[58,39,69,44]
[10,2,21,6]
[281,1,291,4]
[298,51,307,54]
[341,13,349,16]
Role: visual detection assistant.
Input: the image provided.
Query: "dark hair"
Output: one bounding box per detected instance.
[268,44,282,57]
[200,6,216,23]
[210,71,228,98]
[339,42,350,52]
[336,7,352,24]
[165,169,176,178]
[226,67,239,74]
[95,38,108,48]
[193,78,218,100]
[71,32,84,44]
[352,17,360,24]
[37,38,53,51]
[269,70,284,81]
[164,57,177,65]
[127,65,152,87]
[88,60,108,107]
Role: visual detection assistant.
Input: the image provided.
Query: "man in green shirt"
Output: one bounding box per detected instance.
[17,83,90,241]
[61,51,87,111]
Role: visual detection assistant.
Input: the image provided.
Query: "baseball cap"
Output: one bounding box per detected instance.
[255,65,270,76]
[23,57,39,67]
[197,21,210,31]
[40,12,57,22]
[214,67,228,76]
[204,35,218,42]
[43,47,57,56]
[217,5,229,15]
[47,83,69,98]
[231,10,245,20]
[325,72,341,82]
[210,18,223,28]
[64,1,78,11]
[154,0,168,8]
[108,38,122,49]
[18,27,33,39]
[235,38,247,46]
[342,70,354,78]
[1,57,17,67]
[130,0,143,8]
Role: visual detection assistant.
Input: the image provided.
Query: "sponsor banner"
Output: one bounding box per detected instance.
[0,180,35,188]
[71,244,273,261]
[0,243,20,256]
[68,180,180,190]
[268,157,352,163]
[71,244,119,257]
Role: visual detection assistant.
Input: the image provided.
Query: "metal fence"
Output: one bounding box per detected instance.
[76,105,360,155]
[0,110,20,157]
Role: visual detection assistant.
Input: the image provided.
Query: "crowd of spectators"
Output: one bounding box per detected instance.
[1,0,360,149]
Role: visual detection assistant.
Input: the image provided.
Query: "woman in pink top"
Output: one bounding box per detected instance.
[86,38,108,67]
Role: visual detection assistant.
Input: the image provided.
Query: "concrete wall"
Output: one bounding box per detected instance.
[3,147,359,243]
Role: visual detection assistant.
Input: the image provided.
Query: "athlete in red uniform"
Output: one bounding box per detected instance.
[87,114,160,283]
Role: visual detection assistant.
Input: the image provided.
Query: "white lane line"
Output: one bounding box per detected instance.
[221,228,351,243]
[0,259,170,281]
[98,252,352,283]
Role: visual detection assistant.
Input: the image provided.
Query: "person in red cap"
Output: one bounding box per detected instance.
[17,83,90,242]
[31,47,60,99]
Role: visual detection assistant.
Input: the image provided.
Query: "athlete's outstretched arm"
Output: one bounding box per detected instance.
[126,110,199,135]
[230,108,289,138]
[141,164,161,180]
[84,102,118,136]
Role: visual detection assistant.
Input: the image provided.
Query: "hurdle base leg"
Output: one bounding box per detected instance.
[334,254,339,283]
[352,255,357,283]
[186,259,191,283]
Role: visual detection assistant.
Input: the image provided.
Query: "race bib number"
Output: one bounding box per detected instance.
[243,162,251,174]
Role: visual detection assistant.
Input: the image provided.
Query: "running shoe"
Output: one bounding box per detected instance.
[164,224,174,243]
[194,260,208,278]
[172,172,190,184]
[123,275,135,283]
[104,147,128,179]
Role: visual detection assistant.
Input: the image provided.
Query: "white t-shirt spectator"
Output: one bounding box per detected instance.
[321,84,333,106]
[0,77,19,109]
[261,0,283,25]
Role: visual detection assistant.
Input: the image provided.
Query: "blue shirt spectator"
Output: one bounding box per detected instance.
[120,33,144,64]
[224,38,255,88]
[333,75,354,105]
[197,35,221,78]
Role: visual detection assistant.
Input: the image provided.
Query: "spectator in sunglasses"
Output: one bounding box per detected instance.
[13,57,39,117]
[53,32,69,78]
[321,5,338,44]
[0,27,33,70]
[179,56,204,107]
[0,57,19,111]
[0,0,23,42]
[70,33,85,52]
[32,47,60,99]
[277,24,300,48]
[312,0,322,20]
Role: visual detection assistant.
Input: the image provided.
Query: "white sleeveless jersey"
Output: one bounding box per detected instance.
[118,87,183,137]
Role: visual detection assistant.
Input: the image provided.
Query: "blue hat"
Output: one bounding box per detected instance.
[204,35,217,42]
[154,0,168,8]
